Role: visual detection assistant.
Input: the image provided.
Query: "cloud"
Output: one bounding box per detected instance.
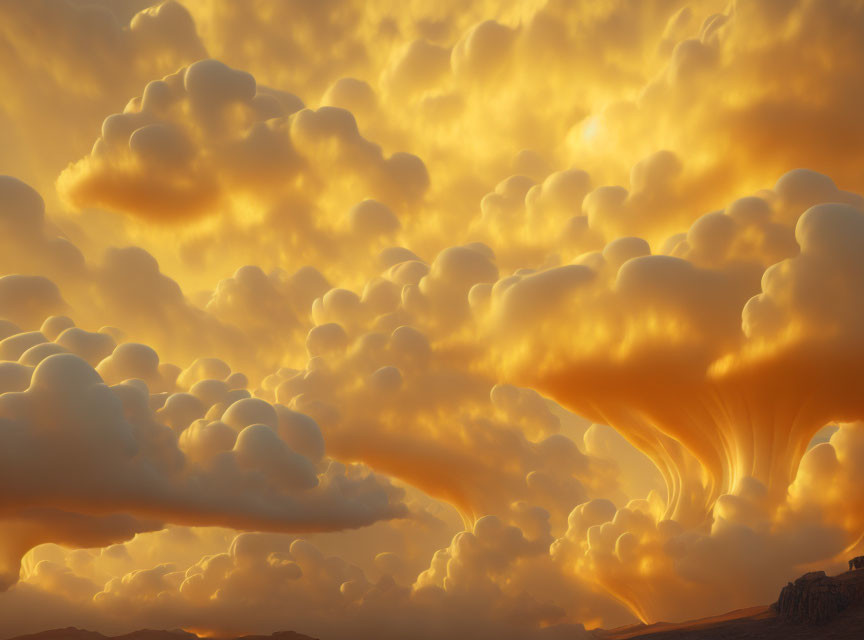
[0,0,206,192]
[58,59,428,229]
[0,177,85,286]
[482,170,864,529]
[9,521,603,640]
[0,349,407,591]
[5,1,864,637]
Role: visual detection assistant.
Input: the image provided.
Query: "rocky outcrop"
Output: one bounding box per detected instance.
[774,571,851,624]
[849,556,864,571]
[602,561,864,639]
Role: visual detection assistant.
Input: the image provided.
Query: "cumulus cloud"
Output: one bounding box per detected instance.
[0,348,407,591]
[477,172,862,525]
[0,176,85,287]
[0,0,206,192]
[57,58,428,249]
[8,519,611,640]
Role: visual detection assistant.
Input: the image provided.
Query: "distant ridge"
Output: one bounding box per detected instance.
[7,629,316,640]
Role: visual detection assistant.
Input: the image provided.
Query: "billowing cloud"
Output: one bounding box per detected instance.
[0,0,206,194]
[0,349,407,591]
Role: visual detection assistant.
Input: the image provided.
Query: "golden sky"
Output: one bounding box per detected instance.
[1,0,864,638]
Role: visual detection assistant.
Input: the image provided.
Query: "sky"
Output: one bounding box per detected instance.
[0,0,863,638]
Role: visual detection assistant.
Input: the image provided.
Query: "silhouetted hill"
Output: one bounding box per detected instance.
[7,630,316,640]
[598,558,864,639]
